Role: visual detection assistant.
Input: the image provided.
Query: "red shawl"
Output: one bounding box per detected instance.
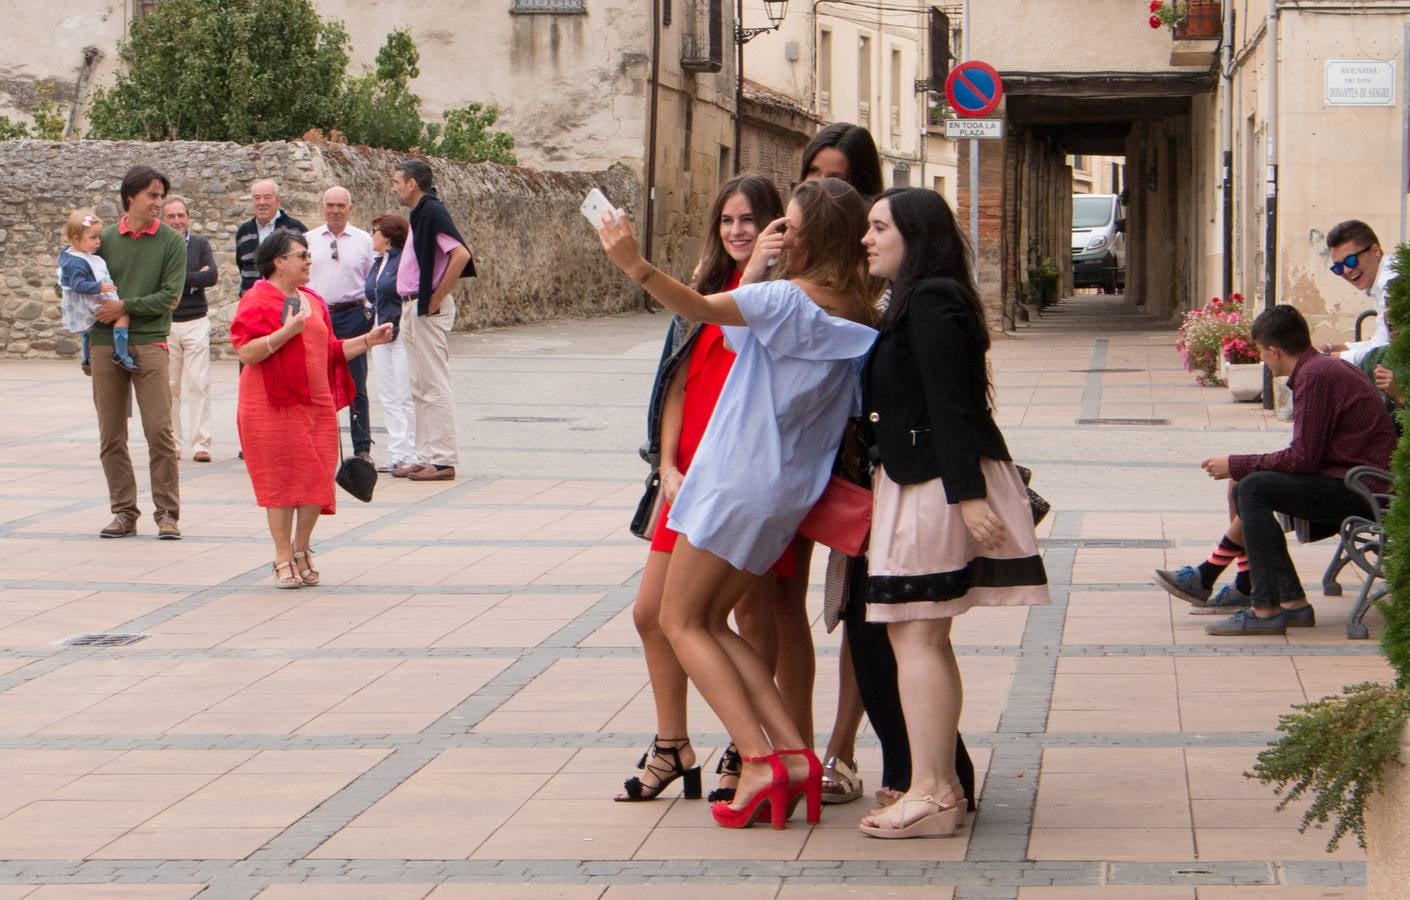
[231,279,354,410]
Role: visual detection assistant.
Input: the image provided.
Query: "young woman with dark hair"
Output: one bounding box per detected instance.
[799,122,885,200]
[596,178,877,829]
[856,188,1048,838]
[614,175,790,803]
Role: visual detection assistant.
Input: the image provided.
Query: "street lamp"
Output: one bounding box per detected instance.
[733,0,790,173]
[737,0,789,44]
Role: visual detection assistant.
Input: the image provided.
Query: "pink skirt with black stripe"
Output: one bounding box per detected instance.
[865,460,1050,622]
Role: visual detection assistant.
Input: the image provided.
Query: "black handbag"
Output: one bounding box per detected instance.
[1016,464,1051,526]
[630,469,664,540]
[335,408,377,503]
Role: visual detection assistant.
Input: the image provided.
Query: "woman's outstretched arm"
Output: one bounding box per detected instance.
[595,210,745,326]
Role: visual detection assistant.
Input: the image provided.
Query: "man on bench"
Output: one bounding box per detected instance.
[1153,305,1396,636]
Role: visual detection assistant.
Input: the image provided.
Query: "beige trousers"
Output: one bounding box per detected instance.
[401,296,459,467]
[168,316,213,455]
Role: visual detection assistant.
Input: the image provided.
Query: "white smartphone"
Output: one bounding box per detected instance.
[581,187,621,227]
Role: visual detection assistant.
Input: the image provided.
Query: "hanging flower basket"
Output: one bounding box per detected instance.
[1147,0,1221,39]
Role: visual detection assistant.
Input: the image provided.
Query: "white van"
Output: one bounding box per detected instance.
[1071,193,1126,294]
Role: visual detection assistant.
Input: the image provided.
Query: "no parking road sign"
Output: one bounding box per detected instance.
[945,60,1004,118]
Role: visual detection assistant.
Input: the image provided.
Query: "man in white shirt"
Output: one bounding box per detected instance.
[1323,220,1397,365]
[308,186,376,461]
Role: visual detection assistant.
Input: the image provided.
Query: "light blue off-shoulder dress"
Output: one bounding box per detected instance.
[666,279,878,574]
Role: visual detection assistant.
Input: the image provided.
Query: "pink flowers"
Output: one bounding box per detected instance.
[1177,294,1257,385]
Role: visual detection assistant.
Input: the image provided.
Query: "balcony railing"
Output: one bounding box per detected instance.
[1173,0,1221,40]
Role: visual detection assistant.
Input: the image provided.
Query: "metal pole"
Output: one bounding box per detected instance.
[1401,23,1409,245]
[1262,0,1279,410]
[734,0,745,174]
[963,0,978,270]
[1220,4,1234,298]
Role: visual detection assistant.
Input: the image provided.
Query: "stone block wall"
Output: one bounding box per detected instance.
[0,140,640,360]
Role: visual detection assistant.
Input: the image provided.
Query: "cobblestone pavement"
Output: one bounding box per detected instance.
[0,295,1384,898]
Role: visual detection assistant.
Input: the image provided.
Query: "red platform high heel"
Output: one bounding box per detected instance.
[710,752,788,830]
[777,748,823,825]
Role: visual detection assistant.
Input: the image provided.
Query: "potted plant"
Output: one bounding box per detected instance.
[1025,258,1060,308]
[1248,245,1410,896]
[1221,333,1262,402]
[1147,0,1221,38]
[1176,293,1249,386]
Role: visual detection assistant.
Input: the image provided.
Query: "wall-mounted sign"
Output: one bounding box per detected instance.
[945,118,1004,139]
[1325,60,1395,107]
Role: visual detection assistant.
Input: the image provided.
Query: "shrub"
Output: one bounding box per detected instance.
[1176,293,1250,385]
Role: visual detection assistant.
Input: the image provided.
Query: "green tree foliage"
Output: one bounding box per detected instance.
[86,0,349,142]
[340,30,516,165]
[1,83,68,140]
[1378,241,1410,684]
[424,102,518,166]
[338,28,424,152]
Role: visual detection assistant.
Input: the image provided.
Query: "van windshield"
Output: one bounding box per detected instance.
[1073,196,1114,229]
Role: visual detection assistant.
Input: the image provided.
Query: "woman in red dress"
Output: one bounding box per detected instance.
[615,175,788,802]
[231,229,392,588]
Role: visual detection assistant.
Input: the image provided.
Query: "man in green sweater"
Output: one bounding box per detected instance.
[93,165,187,539]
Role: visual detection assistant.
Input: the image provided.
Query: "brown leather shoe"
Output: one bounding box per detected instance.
[155,515,181,540]
[99,515,137,539]
[193,451,211,463]
[391,463,426,478]
[408,465,455,482]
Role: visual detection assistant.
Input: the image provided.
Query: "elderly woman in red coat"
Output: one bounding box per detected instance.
[231,228,392,587]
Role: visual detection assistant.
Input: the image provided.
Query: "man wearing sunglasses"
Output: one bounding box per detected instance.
[308,186,376,463]
[1321,220,1396,363]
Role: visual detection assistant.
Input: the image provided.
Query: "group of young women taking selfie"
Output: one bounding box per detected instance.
[593,123,1049,838]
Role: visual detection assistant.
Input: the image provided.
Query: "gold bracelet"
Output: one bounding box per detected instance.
[636,264,659,285]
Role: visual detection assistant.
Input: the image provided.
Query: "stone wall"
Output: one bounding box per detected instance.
[0,140,641,360]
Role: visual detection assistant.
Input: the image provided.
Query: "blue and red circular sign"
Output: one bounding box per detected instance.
[945,61,1004,118]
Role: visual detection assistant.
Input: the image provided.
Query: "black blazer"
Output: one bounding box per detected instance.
[172,234,218,322]
[863,278,1009,502]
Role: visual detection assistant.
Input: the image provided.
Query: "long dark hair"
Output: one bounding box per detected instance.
[694,175,784,295]
[876,187,990,389]
[798,122,883,200]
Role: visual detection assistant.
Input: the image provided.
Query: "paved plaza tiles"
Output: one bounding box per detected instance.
[0,295,1387,898]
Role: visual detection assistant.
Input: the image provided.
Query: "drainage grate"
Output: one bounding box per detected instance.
[480,416,570,423]
[1071,368,1142,374]
[1041,538,1174,549]
[58,633,149,647]
[1075,417,1172,426]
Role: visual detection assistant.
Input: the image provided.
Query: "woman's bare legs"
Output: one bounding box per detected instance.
[618,551,696,796]
[821,637,867,765]
[265,506,295,564]
[292,504,320,555]
[772,538,816,745]
[660,539,810,807]
[862,617,963,828]
[733,576,779,672]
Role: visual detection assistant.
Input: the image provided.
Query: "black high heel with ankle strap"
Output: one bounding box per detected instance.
[707,743,742,803]
[615,736,702,802]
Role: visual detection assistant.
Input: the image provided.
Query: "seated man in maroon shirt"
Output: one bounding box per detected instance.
[1153,305,1397,636]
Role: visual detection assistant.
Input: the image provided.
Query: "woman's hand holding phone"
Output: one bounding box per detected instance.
[281,297,310,336]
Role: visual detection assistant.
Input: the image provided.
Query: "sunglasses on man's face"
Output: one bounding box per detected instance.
[1330,245,1374,277]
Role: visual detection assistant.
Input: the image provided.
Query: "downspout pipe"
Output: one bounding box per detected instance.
[1220,5,1234,299]
[1262,0,1279,409]
[643,0,663,311]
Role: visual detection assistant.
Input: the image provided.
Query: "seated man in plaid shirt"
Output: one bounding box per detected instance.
[1153,305,1397,636]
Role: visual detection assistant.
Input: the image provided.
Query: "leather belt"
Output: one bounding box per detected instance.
[327,301,365,312]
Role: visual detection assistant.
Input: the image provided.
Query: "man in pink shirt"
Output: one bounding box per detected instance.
[392,159,474,481]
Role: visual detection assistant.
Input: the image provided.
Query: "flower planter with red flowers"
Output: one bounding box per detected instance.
[1148,0,1221,39]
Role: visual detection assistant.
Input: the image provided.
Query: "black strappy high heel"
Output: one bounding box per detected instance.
[707,743,743,804]
[615,736,702,802]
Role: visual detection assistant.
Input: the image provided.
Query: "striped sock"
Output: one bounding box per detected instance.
[1234,556,1251,595]
[1196,536,1244,589]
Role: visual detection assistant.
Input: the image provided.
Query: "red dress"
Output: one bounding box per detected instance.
[650,272,796,577]
[236,287,344,515]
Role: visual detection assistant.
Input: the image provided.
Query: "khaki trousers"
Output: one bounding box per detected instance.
[91,343,180,522]
[400,296,459,467]
[168,316,213,455]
